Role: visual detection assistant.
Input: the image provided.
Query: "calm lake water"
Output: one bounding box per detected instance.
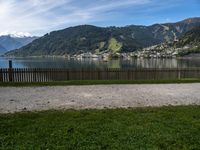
[1,57,200,69]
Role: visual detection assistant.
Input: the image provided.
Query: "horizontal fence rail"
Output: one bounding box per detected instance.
[0,68,200,82]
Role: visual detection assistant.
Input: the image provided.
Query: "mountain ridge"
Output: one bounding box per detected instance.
[173,26,200,56]
[175,26,200,46]
[0,44,6,54]
[0,35,38,53]
[5,17,200,57]
[135,25,200,58]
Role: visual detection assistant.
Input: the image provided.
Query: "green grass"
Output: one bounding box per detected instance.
[108,38,122,53]
[0,106,200,149]
[1,79,200,87]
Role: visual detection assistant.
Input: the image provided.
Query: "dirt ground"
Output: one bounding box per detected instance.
[0,84,200,113]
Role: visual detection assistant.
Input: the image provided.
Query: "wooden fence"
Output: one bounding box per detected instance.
[1,68,200,82]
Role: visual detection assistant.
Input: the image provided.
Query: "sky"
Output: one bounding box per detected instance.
[0,0,199,36]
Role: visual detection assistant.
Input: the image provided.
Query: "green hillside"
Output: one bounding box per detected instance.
[175,26,200,47]
[108,38,122,53]
[173,26,200,55]
[5,17,200,57]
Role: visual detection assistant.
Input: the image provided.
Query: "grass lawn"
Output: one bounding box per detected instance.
[1,79,200,87]
[0,106,200,149]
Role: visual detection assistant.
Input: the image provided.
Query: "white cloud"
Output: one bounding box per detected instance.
[0,31,31,37]
[0,0,170,36]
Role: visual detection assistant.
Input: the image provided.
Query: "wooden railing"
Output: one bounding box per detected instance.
[1,68,200,82]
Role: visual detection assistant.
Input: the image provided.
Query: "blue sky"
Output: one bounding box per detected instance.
[0,0,199,36]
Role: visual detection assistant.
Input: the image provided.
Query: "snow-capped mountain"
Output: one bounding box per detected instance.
[0,31,32,38]
[5,17,200,57]
[0,32,38,53]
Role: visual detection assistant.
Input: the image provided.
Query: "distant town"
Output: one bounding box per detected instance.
[71,43,199,60]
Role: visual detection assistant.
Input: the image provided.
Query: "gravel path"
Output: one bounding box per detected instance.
[1,84,200,113]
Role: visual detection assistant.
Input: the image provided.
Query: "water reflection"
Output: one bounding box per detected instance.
[1,57,200,69]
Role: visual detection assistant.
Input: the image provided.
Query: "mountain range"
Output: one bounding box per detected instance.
[134,25,200,58]
[174,26,200,47]
[5,17,200,57]
[171,26,200,56]
[0,44,6,54]
[0,35,38,54]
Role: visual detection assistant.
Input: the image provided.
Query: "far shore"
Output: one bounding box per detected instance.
[1,54,200,59]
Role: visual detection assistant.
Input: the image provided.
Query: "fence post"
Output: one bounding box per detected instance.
[8,60,13,82]
[0,68,3,82]
[67,69,69,80]
[178,68,181,80]
[127,69,130,80]
[98,69,100,80]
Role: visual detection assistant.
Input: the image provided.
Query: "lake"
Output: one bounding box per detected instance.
[1,57,200,69]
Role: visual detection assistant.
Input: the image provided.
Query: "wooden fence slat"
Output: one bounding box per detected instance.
[0,68,200,82]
